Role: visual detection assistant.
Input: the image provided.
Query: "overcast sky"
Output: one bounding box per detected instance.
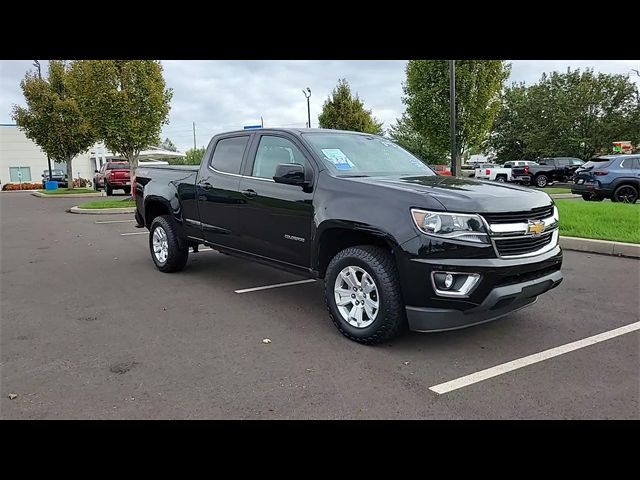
[1,60,638,152]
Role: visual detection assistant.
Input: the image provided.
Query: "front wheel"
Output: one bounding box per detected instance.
[612,184,638,204]
[324,245,407,345]
[149,215,189,272]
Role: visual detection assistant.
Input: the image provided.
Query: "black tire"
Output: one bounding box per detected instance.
[123,187,131,195]
[495,175,507,183]
[105,182,113,196]
[324,245,407,345]
[149,215,188,273]
[535,174,549,188]
[612,184,638,204]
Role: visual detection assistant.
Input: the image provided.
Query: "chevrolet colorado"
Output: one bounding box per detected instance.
[134,129,563,344]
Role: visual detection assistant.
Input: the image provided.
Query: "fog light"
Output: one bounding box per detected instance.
[444,274,454,289]
[431,272,481,298]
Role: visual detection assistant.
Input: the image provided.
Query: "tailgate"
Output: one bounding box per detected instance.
[511,167,527,176]
[111,170,130,179]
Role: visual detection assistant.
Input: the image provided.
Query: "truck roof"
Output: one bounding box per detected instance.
[214,127,381,137]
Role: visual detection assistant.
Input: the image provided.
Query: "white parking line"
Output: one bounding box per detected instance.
[96,220,136,224]
[235,279,316,294]
[120,232,147,236]
[429,321,640,395]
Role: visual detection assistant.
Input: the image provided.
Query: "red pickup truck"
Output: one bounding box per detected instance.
[94,162,131,195]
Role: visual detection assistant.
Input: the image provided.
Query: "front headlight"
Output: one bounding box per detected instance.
[411,209,489,244]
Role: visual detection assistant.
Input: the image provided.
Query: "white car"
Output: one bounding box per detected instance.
[475,161,537,183]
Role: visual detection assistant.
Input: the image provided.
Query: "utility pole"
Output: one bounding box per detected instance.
[303,88,311,128]
[449,60,458,177]
[192,122,196,150]
[34,60,53,183]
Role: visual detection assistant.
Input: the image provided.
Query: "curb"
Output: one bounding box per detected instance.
[560,236,639,258]
[70,206,135,215]
[32,191,104,199]
[550,194,581,199]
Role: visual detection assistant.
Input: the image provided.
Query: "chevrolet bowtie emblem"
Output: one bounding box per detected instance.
[527,220,545,236]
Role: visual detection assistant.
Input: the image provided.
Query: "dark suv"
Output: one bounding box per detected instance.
[571,155,640,203]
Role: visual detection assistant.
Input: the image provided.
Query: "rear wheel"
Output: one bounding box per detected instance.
[324,245,407,345]
[105,182,113,196]
[149,215,188,273]
[123,187,131,195]
[612,184,638,204]
[535,174,549,188]
[495,175,507,183]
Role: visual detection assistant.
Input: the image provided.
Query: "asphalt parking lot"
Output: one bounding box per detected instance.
[1,192,638,419]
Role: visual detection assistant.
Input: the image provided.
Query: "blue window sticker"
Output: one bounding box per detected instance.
[321,148,355,171]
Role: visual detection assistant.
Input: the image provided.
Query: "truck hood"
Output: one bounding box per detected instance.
[348,175,552,213]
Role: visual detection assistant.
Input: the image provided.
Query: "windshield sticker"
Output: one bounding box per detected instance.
[321,148,355,171]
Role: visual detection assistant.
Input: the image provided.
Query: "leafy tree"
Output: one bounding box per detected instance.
[489,69,640,160]
[403,60,511,171]
[160,137,177,151]
[69,60,172,173]
[387,115,443,164]
[318,79,384,134]
[12,61,96,189]
[167,147,205,165]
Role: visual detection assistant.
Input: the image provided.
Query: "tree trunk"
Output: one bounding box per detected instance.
[66,157,74,190]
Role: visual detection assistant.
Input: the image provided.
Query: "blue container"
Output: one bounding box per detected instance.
[45,181,58,191]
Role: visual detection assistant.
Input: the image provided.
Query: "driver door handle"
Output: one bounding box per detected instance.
[241,189,257,198]
[199,181,213,190]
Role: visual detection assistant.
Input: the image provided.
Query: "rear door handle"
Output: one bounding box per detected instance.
[199,181,213,190]
[241,189,257,198]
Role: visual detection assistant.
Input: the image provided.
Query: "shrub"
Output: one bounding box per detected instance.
[2,182,42,191]
[73,178,92,188]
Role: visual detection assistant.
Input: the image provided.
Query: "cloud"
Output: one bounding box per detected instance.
[2,60,638,152]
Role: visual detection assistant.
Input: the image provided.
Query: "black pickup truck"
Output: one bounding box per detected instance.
[134,128,563,344]
[511,157,584,187]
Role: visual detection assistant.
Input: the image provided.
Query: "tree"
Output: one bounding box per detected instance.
[488,69,640,160]
[318,79,384,134]
[12,61,96,189]
[167,147,205,165]
[160,137,177,151]
[403,60,511,170]
[69,60,172,173]
[387,115,443,164]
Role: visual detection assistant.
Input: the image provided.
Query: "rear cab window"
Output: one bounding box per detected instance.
[210,136,251,174]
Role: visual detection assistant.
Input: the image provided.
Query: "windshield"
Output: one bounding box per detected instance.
[303,132,435,177]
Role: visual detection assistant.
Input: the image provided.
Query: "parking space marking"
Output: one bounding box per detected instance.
[429,321,640,395]
[96,220,136,224]
[235,279,316,294]
[120,232,147,236]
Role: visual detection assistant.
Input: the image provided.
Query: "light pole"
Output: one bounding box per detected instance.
[449,60,457,176]
[302,87,311,128]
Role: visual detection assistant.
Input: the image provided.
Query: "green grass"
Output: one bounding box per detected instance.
[537,187,572,194]
[38,188,97,195]
[556,200,640,244]
[77,199,136,209]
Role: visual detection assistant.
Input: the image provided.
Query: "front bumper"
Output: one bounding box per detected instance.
[406,270,563,332]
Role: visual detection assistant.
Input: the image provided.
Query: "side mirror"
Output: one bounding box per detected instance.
[94,170,99,173]
[273,163,310,186]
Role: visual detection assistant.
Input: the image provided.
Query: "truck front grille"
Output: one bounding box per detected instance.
[494,231,554,257]
[482,205,554,224]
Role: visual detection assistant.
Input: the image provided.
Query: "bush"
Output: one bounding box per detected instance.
[73,178,92,188]
[2,182,42,191]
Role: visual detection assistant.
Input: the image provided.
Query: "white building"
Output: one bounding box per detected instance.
[1,124,184,187]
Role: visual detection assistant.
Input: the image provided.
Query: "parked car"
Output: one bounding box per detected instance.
[41,169,68,188]
[94,162,131,195]
[432,164,452,176]
[512,157,584,187]
[571,155,640,203]
[134,128,562,345]
[474,164,512,182]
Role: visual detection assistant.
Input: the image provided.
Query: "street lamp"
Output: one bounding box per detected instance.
[302,88,311,128]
